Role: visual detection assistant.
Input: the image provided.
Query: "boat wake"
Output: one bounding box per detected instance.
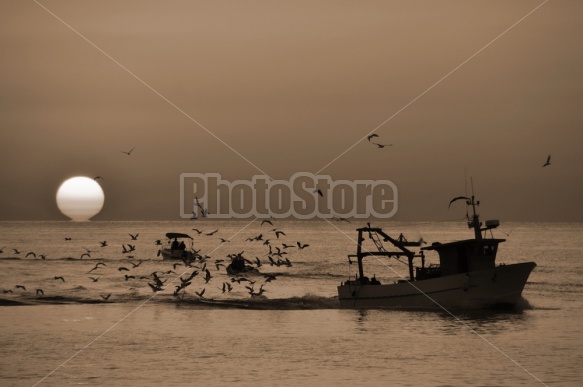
[0,294,341,310]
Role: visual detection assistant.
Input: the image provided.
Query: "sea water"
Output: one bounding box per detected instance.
[0,220,581,386]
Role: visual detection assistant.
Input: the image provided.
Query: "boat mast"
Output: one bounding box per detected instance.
[468,195,482,240]
[467,178,482,240]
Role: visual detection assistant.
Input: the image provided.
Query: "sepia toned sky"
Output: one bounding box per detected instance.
[1,0,581,221]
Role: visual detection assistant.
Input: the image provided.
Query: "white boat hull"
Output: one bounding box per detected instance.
[338,262,536,309]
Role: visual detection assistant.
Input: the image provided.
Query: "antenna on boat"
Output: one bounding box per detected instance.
[464,169,469,220]
[468,178,482,240]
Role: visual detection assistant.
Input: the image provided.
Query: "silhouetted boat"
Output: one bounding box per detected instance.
[338,196,536,309]
[158,233,197,261]
[226,254,259,276]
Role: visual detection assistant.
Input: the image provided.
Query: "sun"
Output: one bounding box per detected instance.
[56,176,105,221]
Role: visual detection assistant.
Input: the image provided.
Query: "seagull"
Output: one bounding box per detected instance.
[219,238,230,243]
[80,253,91,259]
[194,288,206,298]
[39,254,47,260]
[64,237,72,241]
[367,134,379,142]
[124,275,135,281]
[191,229,203,235]
[118,267,130,272]
[314,188,323,197]
[129,260,142,268]
[99,241,108,247]
[374,143,392,148]
[204,269,212,283]
[88,262,106,273]
[129,233,139,240]
[26,252,36,258]
[13,249,21,254]
[88,277,100,282]
[121,147,135,156]
[206,230,218,236]
[542,155,551,167]
[275,231,286,239]
[100,293,111,300]
[448,196,470,209]
[254,256,262,267]
[155,239,162,245]
[15,285,26,290]
[54,276,65,282]
[297,242,310,250]
[0,247,4,253]
[261,220,273,226]
[231,277,250,284]
[264,274,277,282]
[36,289,44,296]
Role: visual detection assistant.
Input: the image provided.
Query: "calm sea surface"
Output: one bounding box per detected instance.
[0,220,581,386]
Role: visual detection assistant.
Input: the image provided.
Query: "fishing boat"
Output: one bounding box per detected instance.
[157,233,198,261]
[226,254,259,276]
[338,196,536,309]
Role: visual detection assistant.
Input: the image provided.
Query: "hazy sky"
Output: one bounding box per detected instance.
[1,0,581,221]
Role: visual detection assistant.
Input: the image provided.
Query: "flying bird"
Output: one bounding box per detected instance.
[130,260,142,268]
[15,285,26,290]
[367,134,379,142]
[121,147,135,156]
[36,289,44,296]
[80,253,91,259]
[448,196,470,209]
[275,231,286,239]
[26,252,36,258]
[99,241,108,247]
[297,242,310,250]
[100,293,111,300]
[542,155,551,167]
[129,233,139,240]
[54,276,65,282]
[374,143,392,148]
[118,267,130,272]
[206,230,218,236]
[261,220,273,226]
[88,277,100,282]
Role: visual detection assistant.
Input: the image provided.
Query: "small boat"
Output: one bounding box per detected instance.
[226,254,259,276]
[338,196,536,309]
[158,233,198,261]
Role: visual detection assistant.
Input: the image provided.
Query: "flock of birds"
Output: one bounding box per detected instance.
[0,219,311,303]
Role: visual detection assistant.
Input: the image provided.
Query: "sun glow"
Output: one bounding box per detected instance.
[56,177,104,221]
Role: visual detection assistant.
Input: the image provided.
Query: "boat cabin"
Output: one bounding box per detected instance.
[421,238,504,277]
